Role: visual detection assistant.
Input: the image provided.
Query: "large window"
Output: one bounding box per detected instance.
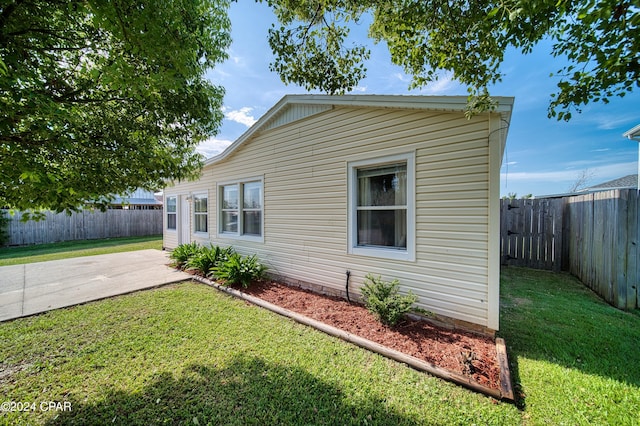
[193,193,208,233]
[219,179,263,240]
[166,196,177,230]
[348,153,415,261]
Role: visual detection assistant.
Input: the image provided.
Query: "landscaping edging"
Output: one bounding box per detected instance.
[191,275,515,402]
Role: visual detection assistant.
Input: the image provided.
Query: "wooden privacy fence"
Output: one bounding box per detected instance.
[500,189,639,310]
[565,190,639,310]
[2,209,163,246]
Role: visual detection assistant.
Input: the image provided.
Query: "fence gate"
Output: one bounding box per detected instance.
[500,198,565,272]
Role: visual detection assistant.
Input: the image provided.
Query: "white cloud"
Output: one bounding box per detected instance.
[206,68,231,82]
[502,169,578,182]
[223,106,257,127]
[567,109,640,131]
[501,161,638,183]
[196,138,233,159]
[393,72,411,83]
[419,74,459,95]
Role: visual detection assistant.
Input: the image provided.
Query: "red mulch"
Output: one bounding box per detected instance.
[235,280,501,390]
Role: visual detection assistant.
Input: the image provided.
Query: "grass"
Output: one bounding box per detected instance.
[499,267,640,425]
[0,267,638,424]
[0,236,162,266]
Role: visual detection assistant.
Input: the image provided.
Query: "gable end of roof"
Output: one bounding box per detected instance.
[205,94,514,166]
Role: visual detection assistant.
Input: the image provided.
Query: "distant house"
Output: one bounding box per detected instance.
[583,174,638,191]
[623,124,640,191]
[163,94,514,333]
[110,188,163,210]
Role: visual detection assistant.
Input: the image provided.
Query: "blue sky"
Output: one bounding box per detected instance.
[200,2,640,197]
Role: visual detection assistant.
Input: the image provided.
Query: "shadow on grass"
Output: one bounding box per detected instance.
[46,356,414,425]
[0,236,161,260]
[500,266,640,393]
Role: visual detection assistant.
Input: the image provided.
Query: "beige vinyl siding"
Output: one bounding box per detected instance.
[263,103,333,131]
[163,183,213,249]
[165,105,497,328]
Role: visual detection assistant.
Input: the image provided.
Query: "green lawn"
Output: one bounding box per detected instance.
[0,236,162,266]
[499,267,640,425]
[0,267,638,425]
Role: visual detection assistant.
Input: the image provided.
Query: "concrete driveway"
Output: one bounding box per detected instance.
[0,249,191,322]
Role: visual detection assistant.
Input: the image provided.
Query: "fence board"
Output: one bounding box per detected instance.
[528,199,539,269]
[625,190,639,309]
[615,190,628,309]
[2,209,162,246]
[552,199,565,273]
[542,200,553,269]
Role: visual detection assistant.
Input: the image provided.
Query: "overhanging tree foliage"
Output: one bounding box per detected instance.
[0,0,231,214]
[266,0,639,120]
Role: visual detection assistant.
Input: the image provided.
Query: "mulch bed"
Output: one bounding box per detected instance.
[227,279,502,391]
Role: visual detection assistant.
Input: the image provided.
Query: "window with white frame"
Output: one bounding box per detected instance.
[348,153,415,261]
[166,196,177,230]
[219,179,263,239]
[242,181,262,236]
[193,193,208,233]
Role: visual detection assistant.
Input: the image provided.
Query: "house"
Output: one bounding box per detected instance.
[110,188,163,210]
[623,124,640,191]
[583,174,638,191]
[163,94,514,333]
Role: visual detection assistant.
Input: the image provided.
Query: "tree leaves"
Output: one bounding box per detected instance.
[267,1,369,94]
[266,0,639,120]
[0,0,231,213]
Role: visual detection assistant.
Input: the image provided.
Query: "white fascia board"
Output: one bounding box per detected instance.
[281,94,514,114]
[623,124,640,140]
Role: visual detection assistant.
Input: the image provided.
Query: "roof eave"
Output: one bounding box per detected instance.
[623,124,640,140]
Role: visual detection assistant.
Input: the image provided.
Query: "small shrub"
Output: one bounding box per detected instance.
[168,242,201,269]
[212,253,266,288]
[360,274,418,326]
[185,245,235,276]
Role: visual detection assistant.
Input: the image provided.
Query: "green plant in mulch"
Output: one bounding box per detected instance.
[212,253,266,288]
[360,274,418,326]
[186,245,235,276]
[168,242,201,269]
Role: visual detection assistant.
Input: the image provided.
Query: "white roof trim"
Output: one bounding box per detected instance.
[205,94,515,166]
[623,124,640,140]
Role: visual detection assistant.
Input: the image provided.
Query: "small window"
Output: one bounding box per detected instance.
[193,193,208,233]
[348,153,415,261]
[219,179,263,241]
[166,196,177,230]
